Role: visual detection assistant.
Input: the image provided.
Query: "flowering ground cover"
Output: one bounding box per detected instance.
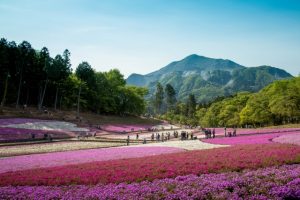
[0,141,126,157]
[1,144,299,186]
[206,127,300,136]
[131,140,228,150]
[0,146,184,173]
[1,121,89,132]
[0,118,92,141]
[0,127,76,141]
[273,133,300,146]
[1,164,299,199]
[102,129,201,140]
[0,118,46,126]
[101,124,154,132]
[202,131,300,145]
[101,123,179,133]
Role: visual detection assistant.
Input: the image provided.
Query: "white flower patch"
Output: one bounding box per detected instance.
[152,124,180,130]
[0,121,88,132]
[128,140,229,151]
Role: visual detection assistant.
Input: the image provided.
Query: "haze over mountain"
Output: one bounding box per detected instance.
[126,54,292,102]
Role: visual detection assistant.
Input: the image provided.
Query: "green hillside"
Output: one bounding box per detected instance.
[127,54,292,102]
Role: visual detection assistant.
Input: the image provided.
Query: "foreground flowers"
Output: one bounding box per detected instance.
[1,144,299,186]
[1,164,299,199]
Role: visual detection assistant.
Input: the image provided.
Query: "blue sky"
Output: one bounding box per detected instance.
[0,0,299,77]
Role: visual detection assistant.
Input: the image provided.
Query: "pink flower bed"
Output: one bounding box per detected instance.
[2,164,300,199]
[273,133,300,146]
[202,131,300,145]
[101,124,153,132]
[1,144,299,186]
[0,146,184,173]
[0,127,76,141]
[0,118,94,141]
[205,128,300,136]
[0,118,47,126]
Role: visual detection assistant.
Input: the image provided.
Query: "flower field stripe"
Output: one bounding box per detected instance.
[202,131,300,145]
[1,144,300,186]
[0,127,77,141]
[1,164,300,199]
[207,127,300,136]
[0,121,89,132]
[0,141,127,157]
[273,133,300,146]
[101,124,153,132]
[101,123,179,132]
[0,146,184,173]
[0,118,48,126]
[129,140,228,150]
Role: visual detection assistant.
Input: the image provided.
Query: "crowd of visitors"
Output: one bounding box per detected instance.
[203,127,237,139]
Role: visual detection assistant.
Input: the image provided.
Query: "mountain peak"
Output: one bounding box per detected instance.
[126,54,292,103]
[185,54,201,58]
[160,54,244,73]
[183,54,208,60]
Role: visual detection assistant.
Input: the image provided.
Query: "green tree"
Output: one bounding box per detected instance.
[75,62,95,117]
[118,86,148,115]
[0,38,9,108]
[200,101,222,127]
[38,47,51,110]
[103,69,126,114]
[165,84,176,112]
[52,51,72,110]
[240,93,272,127]
[75,61,95,87]
[154,82,164,115]
[187,94,197,118]
[16,41,35,108]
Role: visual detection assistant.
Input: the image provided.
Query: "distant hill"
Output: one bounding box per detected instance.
[126,54,293,102]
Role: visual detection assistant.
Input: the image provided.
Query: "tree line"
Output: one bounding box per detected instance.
[153,77,300,127]
[0,38,147,116]
[149,82,198,125]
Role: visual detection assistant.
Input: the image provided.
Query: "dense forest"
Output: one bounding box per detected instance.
[0,38,147,116]
[155,77,300,127]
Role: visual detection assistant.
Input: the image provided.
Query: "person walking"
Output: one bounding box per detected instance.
[127,135,130,146]
[233,128,237,137]
[151,133,154,141]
